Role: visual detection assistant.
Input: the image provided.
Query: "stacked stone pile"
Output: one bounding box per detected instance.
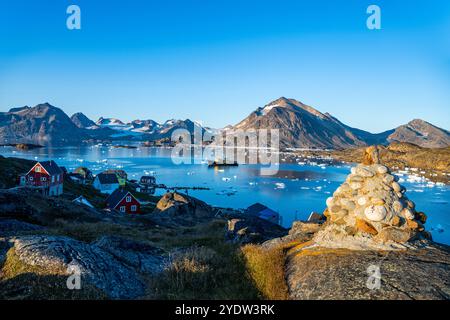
[313,162,430,249]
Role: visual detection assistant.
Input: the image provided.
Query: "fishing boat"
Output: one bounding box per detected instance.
[207,159,239,167]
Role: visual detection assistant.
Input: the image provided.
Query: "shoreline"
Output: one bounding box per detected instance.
[1,141,449,185]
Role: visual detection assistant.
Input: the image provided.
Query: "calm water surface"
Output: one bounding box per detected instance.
[1,145,449,245]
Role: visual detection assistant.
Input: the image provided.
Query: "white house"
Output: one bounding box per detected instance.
[93,173,119,194]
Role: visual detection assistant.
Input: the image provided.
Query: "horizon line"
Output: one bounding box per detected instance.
[1,99,448,135]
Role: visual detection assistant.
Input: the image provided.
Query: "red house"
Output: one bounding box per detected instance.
[23,160,64,196]
[105,189,141,214]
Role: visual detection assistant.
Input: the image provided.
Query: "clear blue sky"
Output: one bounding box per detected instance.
[0,0,449,132]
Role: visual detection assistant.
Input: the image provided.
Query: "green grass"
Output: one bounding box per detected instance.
[241,243,293,300]
[148,221,261,299]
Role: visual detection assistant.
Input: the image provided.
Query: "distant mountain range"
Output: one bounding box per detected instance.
[0,103,207,145]
[0,99,449,149]
[230,97,449,149]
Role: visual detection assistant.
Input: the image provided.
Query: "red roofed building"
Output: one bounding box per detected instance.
[105,189,141,214]
[23,160,64,196]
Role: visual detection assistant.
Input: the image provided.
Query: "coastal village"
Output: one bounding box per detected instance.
[18,160,147,214]
[14,158,283,224]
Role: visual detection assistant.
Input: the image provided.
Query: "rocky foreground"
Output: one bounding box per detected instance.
[0,187,282,299]
[258,221,450,300]
[0,148,449,300]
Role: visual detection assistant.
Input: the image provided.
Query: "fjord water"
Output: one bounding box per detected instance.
[2,145,449,245]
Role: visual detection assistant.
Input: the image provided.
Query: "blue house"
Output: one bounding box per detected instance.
[246,203,280,225]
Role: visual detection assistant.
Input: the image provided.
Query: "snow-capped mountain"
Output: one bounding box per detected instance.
[2,100,448,148]
[228,97,450,149]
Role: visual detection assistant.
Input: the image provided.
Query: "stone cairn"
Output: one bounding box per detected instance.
[313,146,429,250]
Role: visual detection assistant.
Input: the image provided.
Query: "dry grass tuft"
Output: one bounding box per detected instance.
[148,221,261,300]
[241,244,291,300]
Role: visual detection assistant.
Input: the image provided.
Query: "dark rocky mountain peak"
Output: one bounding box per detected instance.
[71,112,96,129]
[8,106,31,113]
[0,103,86,145]
[232,97,368,149]
[387,118,449,148]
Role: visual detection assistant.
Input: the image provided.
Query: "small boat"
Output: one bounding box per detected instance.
[207,159,239,167]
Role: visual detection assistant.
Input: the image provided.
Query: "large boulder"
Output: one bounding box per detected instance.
[286,242,450,300]
[262,221,321,249]
[93,236,166,275]
[10,235,147,299]
[152,192,215,226]
[226,216,288,245]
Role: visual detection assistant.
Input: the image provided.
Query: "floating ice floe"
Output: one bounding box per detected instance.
[216,190,237,196]
[432,224,445,233]
[275,182,286,189]
[248,182,257,186]
[222,177,231,182]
